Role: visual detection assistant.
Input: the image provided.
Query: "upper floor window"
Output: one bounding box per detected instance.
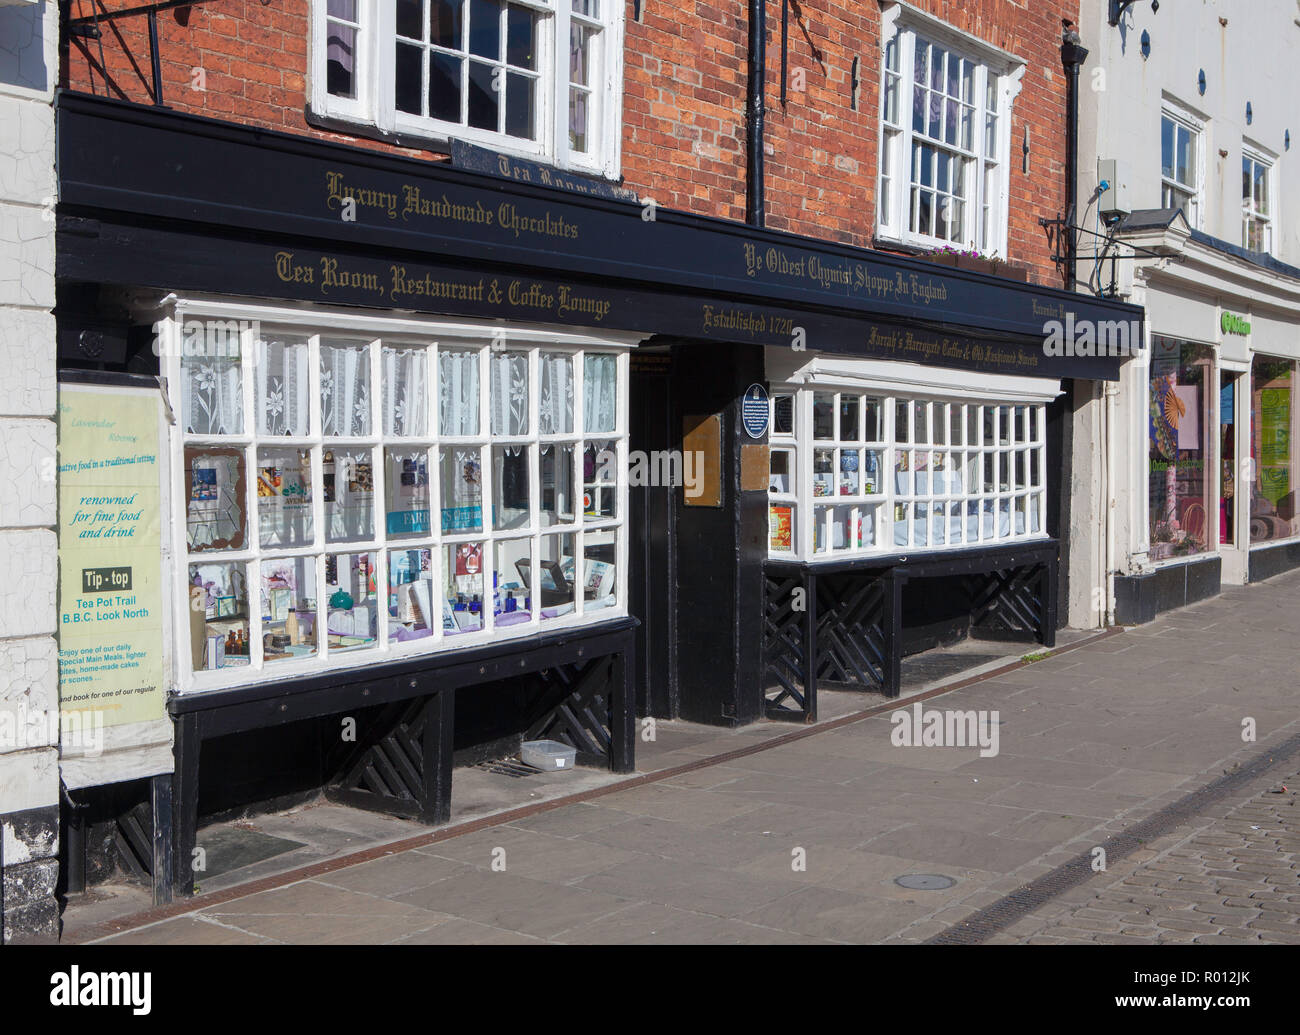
[877,11,1022,255]
[1160,107,1202,228]
[1242,147,1274,253]
[312,1,623,178]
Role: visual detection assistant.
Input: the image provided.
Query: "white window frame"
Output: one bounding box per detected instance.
[1241,143,1275,254]
[162,297,637,695]
[767,359,1058,563]
[876,2,1024,256]
[1160,101,1205,230]
[309,0,624,179]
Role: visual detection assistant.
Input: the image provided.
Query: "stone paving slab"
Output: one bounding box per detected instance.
[88,569,1300,944]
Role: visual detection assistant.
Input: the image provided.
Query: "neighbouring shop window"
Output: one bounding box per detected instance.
[878,14,1021,254]
[173,312,627,686]
[1148,337,1213,560]
[311,0,624,177]
[768,388,1047,560]
[1249,356,1298,543]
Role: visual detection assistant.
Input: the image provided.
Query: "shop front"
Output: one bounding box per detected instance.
[1111,214,1300,623]
[55,93,1138,896]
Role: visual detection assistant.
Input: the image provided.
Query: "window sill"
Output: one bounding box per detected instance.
[304,105,619,183]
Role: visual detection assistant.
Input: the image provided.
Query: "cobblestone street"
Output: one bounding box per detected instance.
[990,765,1300,945]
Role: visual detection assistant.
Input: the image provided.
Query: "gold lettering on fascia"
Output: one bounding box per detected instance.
[866,326,1040,372]
[274,252,610,321]
[741,244,950,306]
[700,305,795,339]
[324,172,580,240]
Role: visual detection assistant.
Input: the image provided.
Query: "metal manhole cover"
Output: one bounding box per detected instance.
[895,873,956,890]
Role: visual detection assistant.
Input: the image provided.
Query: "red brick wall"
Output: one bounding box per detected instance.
[64,0,1077,283]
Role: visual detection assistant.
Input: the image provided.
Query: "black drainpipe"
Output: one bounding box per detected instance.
[747,0,766,227]
[1060,25,1089,291]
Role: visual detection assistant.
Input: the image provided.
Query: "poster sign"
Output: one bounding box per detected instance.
[57,384,166,731]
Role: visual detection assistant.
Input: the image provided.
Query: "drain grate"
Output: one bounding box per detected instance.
[473,758,545,779]
[895,873,956,890]
[927,730,1300,944]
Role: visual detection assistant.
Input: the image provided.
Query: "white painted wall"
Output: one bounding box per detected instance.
[0,0,59,844]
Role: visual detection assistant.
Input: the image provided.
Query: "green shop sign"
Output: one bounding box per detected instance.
[1221,311,1251,336]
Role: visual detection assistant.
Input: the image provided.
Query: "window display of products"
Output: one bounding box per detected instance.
[1147,337,1213,560]
[1249,356,1298,543]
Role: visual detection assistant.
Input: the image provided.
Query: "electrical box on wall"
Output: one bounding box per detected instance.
[1097,159,1131,222]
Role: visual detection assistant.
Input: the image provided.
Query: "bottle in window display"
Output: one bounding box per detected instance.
[813,449,834,497]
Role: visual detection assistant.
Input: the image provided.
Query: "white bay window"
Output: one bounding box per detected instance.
[312,0,623,177]
[166,300,634,691]
[767,357,1058,561]
[877,4,1023,255]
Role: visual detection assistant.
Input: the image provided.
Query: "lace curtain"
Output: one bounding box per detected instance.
[539,352,573,435]
[382,346,426,437]
[322,342,371,437]
[183,355,242,435]
[256,337,310,436]
[490,351,529,436]
[584,354,616,434]
[439,350,479,436]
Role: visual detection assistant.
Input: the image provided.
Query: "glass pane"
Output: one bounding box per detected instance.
[395,41,423,115]
[583,440,617,521]
[186,448,246,552]
[895,449,912,496]
[583,354,617,433]
[324,448,374,543]
[468,60,499,130]
[256,336,310,437]
[769,504,795,552]
[813,393,835,439]
[813,448,834,499]
[429,52,462,123]
[440,446,483,532]
[539,352,574,434]
[328,551,378,650]
[839,395,860,441]
[446,542,485,632]
[320,341,371,437]
[569,86,590,153]
[387,547,432,642]
[915,402,931,442]
[495,538,533,626]
[1176,125,1192,187]
[863,450,882,494]
[396,0,423,39]
[769,449,793,495]
[839,449,860,496]
[432,0,464,47]
[1161,116,1174,180]
[327,23,357,99]
[382,346,428,437]
[863,398,881,440]
[384,448,430,537]
[506,72,536,139]
[183,352,243,436]
[468,0,501,59]
[774,394,795,435]
[540,444,576,525]
[508,5,537,69]
[189,562,250,671]
[257,447,313,548]
[570,20,593,85]
[583,535,617,611]
[439,349,480,436]
[261,558,318,661]
[537,533,576,618]
[492,444,530,530]
[490,351,529,436]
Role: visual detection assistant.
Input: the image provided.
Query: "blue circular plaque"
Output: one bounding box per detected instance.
[742,383,769,439]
